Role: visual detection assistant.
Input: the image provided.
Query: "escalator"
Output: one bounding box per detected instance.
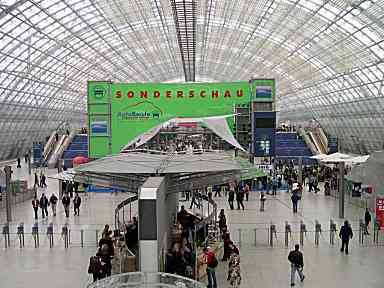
[42,131,57,165]
[47,130,77,168]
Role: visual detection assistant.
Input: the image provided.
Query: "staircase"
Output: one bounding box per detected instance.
[63,134,88,168]
[275,132,316,165]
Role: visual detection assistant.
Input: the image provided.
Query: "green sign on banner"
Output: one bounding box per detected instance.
[88,80,275,158]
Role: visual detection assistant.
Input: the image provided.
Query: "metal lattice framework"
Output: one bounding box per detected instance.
[0,0,384,159]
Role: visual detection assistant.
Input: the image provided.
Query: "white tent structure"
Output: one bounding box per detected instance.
[310,153,328,160]
[121,115,246,152]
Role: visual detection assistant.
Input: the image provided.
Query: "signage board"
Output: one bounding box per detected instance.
[88,80,276,158]
[376,197,384,228]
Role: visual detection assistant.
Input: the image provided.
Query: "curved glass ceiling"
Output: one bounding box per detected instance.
[0,0,383,159]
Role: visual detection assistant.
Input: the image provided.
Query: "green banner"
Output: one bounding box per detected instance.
[88,80,275,158]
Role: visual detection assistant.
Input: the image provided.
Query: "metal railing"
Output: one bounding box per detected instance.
[86,272,205,288]
[227,219,384,249]
[1,222,105,249]
[114,195,138,230]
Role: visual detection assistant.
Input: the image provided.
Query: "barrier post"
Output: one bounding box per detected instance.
[17,223,24,248]
[122,206,125,224]
[32,223,39,248]
[315,220,321,247]
[330,220,336,245]
[62,225,69,248]
[374,220,380,245]
[237,228,242,247]
[3,223,9,248]
[300,221,306,246]
[96,230,99,247]
[47,223,54,248]
[359,219,364,245]
[269,223,276,247]
[285,221,291,248]
[254,228,257,247]
[129,201,132,222]
[81,229,84,248]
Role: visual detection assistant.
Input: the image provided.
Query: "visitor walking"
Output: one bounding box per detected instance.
[244,183,250,201]
[291,192,300,214]
[288,244,305,286]
[73,192,81,216]
[228,189,235,210]
[62,193,71,218]
[364,208,371,235]
[34,172,39,188]
[32,196,39,220]
[339,220,353,254]
[203,247,218,288]
[260,192,266,212]
[49,193,58,216]
[236,187,245,210]
[39,193,49,218]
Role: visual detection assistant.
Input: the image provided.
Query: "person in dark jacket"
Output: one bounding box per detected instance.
[291,192,300,214]
[98,231,114,277]
[34,172,39,188]
[339,220,353,254]
[32,196,39,220]
[288,244,305,286]
[228,190,235,210]
[62,193,71,218]
[39,193,49,218]
[73,192,81,216]
[49,193,58,216]
[364,208,371,235]
[218,209,227,232]
[236,188,245,210]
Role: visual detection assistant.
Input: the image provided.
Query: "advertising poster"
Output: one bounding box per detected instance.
[376,197,384,228]
[253,112,276,157]
[88,80,275,158]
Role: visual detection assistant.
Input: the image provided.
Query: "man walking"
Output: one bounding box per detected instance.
[339,220,353,254]
[32,196,39,220]
[364,208,371,235]
[260,192,266,212]
[203,247,218,288]
[39,193,49,218]
[236,187,245,210]
[73,192,81,216]
[291,192,300,214]
[228,189,235,210]
[244,183,250,201]
[62,193,71,218]
[288,244,305,286]
[49,193,58,216]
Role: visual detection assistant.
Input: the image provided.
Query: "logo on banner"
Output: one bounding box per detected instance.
[117,101,163,120]
[93,86,107,100]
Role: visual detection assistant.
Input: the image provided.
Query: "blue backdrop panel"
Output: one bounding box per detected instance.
[253,112,276,157]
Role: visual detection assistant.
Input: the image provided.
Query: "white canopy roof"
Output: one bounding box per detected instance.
[310,153,328,160]
[121,115,246,152]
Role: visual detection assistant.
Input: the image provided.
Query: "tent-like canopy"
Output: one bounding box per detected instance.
[67,151,264,193]
[121,115,245,152]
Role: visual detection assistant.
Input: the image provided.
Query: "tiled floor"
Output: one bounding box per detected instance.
[213,189,384,288]
[1,161,384,288]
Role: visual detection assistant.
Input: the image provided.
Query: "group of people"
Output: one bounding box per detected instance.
[31,192,81,220]
[165,241,195,278]
[34,171,47,188]
[88,224,114,282]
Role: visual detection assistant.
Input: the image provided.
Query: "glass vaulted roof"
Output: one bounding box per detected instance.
[0,0,384,159]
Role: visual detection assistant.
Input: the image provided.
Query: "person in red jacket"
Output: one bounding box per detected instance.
[203,247,218,288]
[32,196,39,220]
